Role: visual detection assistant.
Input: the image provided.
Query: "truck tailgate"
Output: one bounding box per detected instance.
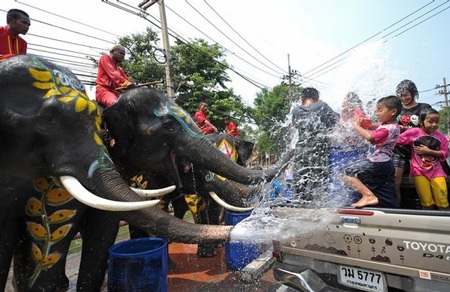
[271,207,450,290]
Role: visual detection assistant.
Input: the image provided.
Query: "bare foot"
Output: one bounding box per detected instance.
[351,195,379,208]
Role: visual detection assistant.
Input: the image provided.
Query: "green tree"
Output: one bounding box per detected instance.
[438,107,450,135]
[252,85,301,158]
[171,38,249,132]
[118,27,166,85]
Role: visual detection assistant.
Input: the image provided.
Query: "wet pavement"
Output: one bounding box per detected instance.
[6,235,286,292]
[167,242,282,291]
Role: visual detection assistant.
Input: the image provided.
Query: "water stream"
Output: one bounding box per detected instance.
[229,40,399,244]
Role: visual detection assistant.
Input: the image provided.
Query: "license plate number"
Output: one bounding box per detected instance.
[338,265,386,292]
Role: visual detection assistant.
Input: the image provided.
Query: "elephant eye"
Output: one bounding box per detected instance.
[162,119,176,131]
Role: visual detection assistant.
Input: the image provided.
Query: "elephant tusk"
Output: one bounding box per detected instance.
[132,185,176,198]
[209,191,254,212]
[60,176,160,211]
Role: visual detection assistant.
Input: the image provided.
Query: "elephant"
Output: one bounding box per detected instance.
[0,55,245,291]
[3,57,290,291]
[161,132,256,228]
[102,87,285,257]
[207,132,256,167]
[167,133,257,256]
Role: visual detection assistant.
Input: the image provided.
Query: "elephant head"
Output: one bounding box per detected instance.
[207,133,256,167]
[102,87,289,188]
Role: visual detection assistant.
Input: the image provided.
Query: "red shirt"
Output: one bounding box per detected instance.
[194,110,216,134]
[226,122,239,136]
[95,54,131,91]
[0,26,27,60]
[194,110,208,128]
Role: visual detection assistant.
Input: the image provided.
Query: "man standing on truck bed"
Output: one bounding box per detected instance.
[291,87,340,201]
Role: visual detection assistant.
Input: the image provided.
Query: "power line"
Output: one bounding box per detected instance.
[302,0,442,80]
[166,2,280,79]
[15,1,120,38]
[204,0,286,75]
[188,0,285,76]
[382,1,450,43]
[100,0,269,90]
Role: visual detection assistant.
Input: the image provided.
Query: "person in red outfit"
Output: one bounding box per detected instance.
[95,44,134,108]
[194,102,218,134]
[0,9,30,61]
[225,120,239,137]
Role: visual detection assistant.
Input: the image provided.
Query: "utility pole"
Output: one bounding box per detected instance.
[437,78,450,135]
[281,54,301,105]
[139,0,174,99]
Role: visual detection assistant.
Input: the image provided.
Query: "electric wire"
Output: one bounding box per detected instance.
[102,1,270,90]
[303,0,437,79]
[15,0,120,38]
[2,1,448,97]
[204,0,286,74]
[167,1,281,79]
[187,0,285,76]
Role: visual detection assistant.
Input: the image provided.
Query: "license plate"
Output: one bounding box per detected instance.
[338,265,386,292]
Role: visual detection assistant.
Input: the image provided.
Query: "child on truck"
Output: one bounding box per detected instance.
[396,108,449,210]
[340,95,402,208]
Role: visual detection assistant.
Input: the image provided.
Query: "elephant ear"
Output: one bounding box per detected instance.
[235,138,255,166]
[102,100,133,157]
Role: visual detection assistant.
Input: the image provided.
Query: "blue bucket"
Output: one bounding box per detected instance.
[328,145,367,204]
[108,237,168,292]
[224,210,260,270]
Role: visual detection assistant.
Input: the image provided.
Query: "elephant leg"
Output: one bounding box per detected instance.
[172,196,189,219]
[77,209,120,291]
[189,196,218,257]
[207,200,225,248]
[13,223,74,291]
[198,199,225,255]
[129,224,151,239]
[0,209,17,291]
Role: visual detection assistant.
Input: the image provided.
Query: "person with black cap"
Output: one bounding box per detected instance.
[290,87,340,200]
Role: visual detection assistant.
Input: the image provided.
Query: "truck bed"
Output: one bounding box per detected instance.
[271,206,450,292]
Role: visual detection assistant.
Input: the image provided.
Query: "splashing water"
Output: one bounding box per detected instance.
[229,41,396,245]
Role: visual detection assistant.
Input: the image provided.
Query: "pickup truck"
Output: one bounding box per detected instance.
[271,185,450,292]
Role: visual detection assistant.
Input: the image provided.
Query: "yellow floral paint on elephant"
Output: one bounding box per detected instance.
[28,57,102,147]
[26,177,76,284]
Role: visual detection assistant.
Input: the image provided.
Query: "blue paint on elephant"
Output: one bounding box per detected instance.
[154,101,206,139]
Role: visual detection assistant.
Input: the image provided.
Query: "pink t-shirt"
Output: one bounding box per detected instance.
[368,123,400,162]
[396,128,449,179]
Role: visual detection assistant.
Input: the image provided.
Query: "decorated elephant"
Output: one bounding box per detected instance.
[102,88,281,257]
[0,55,245,291]
[207,132,256,167]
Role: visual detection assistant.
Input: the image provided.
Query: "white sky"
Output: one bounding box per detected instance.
[2,0,450,112]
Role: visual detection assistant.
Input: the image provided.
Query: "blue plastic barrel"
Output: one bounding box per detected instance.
[224,210,260,270]
[328,145,367,205]
[108,237,168,292]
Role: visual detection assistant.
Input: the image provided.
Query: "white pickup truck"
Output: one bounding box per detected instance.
[271,199,450,291]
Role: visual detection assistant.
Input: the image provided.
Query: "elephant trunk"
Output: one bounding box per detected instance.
[179,137,294,184]
[120,207,233,243]
[89,168,232,243]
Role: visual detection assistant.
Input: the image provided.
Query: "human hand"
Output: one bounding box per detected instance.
[413,144,430,155]
[353,118,362,128]
[360,119,373,129]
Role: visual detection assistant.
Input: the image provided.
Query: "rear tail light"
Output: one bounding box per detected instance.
[337,209,374,216]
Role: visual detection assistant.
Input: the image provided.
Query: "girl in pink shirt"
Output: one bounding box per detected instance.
[396,108,449,210]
